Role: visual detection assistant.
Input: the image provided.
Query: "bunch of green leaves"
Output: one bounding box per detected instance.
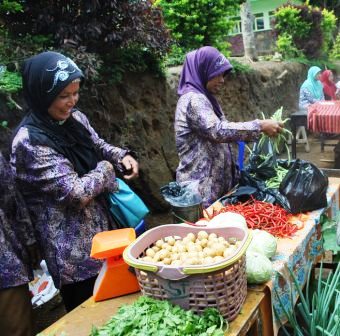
[329,33,340,60]
[154,0,242,55]
[259,107,292,162]
[274,262,340,336]
[90,296,227,336]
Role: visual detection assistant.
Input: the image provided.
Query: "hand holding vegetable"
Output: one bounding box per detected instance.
[259,119,283,137]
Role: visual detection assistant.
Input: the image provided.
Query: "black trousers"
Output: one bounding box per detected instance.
[60,276,96,312]
[0,284,34,336]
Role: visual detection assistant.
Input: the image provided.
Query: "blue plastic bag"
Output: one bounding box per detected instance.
[108,178,149,228]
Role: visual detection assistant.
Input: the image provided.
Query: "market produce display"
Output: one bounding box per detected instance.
[138,231,241,266]
[208,199,298,238]
[123,224,249,322]
[246,251,273,284]
[247,229,277,258]
[245,229,277,284]
[90,296,227,336]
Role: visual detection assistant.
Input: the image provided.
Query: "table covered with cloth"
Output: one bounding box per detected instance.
[307,101,340,133]
[206,177,340,335]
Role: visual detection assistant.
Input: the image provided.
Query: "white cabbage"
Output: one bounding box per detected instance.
[247,229,277,258]
[208,212,247,230]
[246,251,273,284]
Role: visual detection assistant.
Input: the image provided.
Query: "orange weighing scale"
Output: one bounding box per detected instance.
[90,228,140,302]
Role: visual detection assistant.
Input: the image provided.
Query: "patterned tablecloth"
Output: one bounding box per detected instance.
[260,178,339,334]
[206,177,340,335]
[307,101,340,133]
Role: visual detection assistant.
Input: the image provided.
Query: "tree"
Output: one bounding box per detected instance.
[155,0,243,55]
[308,0,340,20]
[240,0,257,61]
[0,1,170,58]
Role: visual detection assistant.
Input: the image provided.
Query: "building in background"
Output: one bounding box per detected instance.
[228,0,302,56]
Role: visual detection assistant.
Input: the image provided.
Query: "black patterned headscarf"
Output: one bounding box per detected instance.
[14,51,101,176]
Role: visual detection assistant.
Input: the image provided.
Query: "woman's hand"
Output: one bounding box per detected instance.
[121,155,139,180]
[259,119,284,137]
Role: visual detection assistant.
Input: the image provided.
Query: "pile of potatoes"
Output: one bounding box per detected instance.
[138,231,241,266]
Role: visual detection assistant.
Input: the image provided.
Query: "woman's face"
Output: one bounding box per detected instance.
[206,73,225,94]
[48,81,80,121]
[315,72,321,80]
[329,72,334,81]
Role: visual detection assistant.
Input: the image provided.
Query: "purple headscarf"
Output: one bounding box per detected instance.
[177,46,233,117]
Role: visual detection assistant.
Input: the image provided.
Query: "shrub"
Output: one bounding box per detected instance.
[329,33,340,60]
[276,33,303,59]
[274,4,337,60]
[0,1,170,81]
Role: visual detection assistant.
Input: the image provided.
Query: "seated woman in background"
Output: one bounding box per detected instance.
[11,51,139,312]
[319,69,338,100]
[174,46,282,208]
[299,66,324,110]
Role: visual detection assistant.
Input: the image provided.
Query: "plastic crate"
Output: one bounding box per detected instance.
[123,224,251,321]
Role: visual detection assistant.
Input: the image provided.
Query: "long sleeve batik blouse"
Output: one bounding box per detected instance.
[175,92,261,207]
[11,110,128,288]
[0,152,35,289]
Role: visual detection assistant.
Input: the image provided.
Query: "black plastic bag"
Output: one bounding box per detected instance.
[238,170,291,210]
[279,159,328,214]
[246,138,277,180]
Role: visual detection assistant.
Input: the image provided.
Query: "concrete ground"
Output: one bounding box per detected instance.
[290,133,339,170]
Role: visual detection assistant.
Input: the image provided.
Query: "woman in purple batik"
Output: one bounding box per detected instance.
[175,46,282,207]
[0,150,37,336]
[11,51,139,312]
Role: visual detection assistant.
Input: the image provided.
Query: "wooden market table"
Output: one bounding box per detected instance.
[41,289,273,336]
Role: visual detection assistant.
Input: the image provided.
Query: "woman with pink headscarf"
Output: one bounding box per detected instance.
[320,70,337,100]
[175,46,282,207]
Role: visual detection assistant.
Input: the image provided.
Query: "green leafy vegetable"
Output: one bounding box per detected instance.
[90,296,227,336]
[259,107,292,163]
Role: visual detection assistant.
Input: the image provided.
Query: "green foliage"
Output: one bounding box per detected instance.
[276,33,303,59]
[274,4,337,60]
[0,1,171,83]
[329,33,340,60]
[275,5,310,39]
[101,46,166,84]
[229,59,252,74]
[90,296,227,336]
[320,8,337,54]
[0,69,22,94]
[0,27,52,70]
[0,0,23,13]
[274,263,340,336]
[163,44,188,67]
[155,0,241,54]
[286,57,337,72]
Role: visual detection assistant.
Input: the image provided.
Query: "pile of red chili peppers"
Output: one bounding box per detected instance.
[213,199,298,238]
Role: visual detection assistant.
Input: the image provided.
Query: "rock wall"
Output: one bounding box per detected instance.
[0,61,308,214]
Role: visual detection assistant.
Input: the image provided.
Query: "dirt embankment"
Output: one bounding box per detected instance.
[0,61,308,216]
